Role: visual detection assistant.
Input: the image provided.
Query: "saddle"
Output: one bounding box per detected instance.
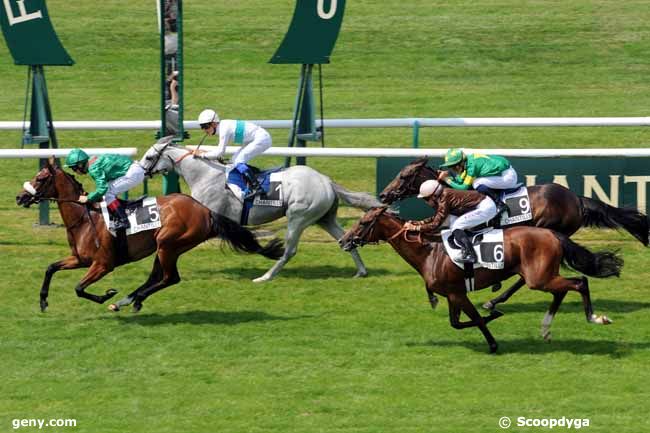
[226,165,286,225]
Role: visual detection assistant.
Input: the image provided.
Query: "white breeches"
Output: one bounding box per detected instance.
[105,163,145,203]
[472,166,518,190]
[232,130,272,166]
[450,197,497,231]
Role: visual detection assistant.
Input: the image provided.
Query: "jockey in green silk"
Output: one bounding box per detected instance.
[438,148,519,215]
[64,148,145,229]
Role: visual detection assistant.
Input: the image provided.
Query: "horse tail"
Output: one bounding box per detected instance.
[579,196,649,246]
[330,182,384,211]
[554,232,623,278]
[209,212,284,260]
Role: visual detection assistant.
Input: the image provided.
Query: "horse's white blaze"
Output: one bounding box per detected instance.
[23,181,36,195]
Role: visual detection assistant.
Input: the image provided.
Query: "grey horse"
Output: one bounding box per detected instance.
[138,137,383,282]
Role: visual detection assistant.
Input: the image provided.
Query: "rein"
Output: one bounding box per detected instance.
[387,226,423,243]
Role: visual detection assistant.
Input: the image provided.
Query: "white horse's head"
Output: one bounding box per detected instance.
[139,135,178,177]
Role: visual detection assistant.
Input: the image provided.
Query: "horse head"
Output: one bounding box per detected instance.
[139,135,177,177]
[340,207,400,251]
[16,157,84,207]
[379,157,440,204]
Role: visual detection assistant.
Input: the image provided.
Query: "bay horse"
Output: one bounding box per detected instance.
[379,157,648,310]
[340,207,623,353]
[139,136,384,282]
[15,159,284,313]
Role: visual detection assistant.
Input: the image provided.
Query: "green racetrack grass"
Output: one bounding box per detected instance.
[1,1,649,432]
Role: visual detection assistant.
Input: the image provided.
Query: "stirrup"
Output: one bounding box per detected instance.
[460,249,477,263]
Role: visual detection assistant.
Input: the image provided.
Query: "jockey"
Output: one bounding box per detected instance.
[404,179,496,263]
[437,148,518,215]
[193,109,272,198]
[64,148,145,230]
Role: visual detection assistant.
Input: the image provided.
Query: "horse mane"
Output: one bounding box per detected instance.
[57,166,86,195]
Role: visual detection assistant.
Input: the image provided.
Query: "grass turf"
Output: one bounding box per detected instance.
[1,1,649,432]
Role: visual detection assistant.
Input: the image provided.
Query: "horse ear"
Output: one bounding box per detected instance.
[47,156,57,173]
[157,135,175,145]
[413,156,429,166]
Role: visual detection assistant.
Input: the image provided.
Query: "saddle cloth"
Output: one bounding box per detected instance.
[499,186,533,226]
[441,228,505,270]
[100,196,162,236]
[226,166,285,207]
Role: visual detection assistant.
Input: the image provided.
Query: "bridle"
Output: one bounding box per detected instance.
[143,142,175,177]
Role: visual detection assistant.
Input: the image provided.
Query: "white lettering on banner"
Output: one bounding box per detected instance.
[552,175,569,188]
[584,175,619,207]
[525,175,537,186]
[624,176,650,214]
[3,0,42,26]
[317,0,337,19]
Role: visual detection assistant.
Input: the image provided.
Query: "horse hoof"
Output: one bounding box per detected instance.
[482,301,494,310]
[491,283,501,293]
[106,288,118,296]
[253,276,270,283]
[353,271,368,278]
[489,343,498,354]
[490,309,504,320]
[429,296,439,310]
[541,328,552,341]
[40,300,48,313]
[108,303,120,312]
[591,314,613,325]
[132,303,142,313]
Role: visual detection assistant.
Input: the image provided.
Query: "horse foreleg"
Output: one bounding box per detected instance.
[74,262,117,304]
[109,257,163,312]
[449,293,499,353]
[39,255,84,312]
[541,291,567,341]
[483,278,526,310]
[132,252,180,313]
[319,216,368,278]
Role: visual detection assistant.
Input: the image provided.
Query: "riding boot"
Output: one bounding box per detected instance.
[477,185,508,216]
[452,229,477,263]
[107,200,130,230]
[237,164,261,199]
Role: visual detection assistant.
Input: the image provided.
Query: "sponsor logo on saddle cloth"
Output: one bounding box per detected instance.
[441,228,505,270]
[227,171,284,207]
[500,186,533,226]
[100,197,162,236]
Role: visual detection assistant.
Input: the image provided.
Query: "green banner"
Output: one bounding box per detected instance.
[270,0,345,64]
[377,157,650,220]
[0,0,73,65]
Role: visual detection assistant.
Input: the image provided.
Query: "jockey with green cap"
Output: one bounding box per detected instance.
[64,148,145,229]
[437,148,518,215]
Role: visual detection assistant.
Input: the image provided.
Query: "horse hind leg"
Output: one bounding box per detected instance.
[576,277,612,325]
[109,256,164,312]
[317,213,368,278]
[132,252,181,313]
[253,216,309,283]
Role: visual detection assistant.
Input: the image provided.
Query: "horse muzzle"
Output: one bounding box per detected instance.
[16,182,38,207]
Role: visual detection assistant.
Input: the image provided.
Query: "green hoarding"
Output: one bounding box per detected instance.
[0,0,73,65]
[377,156,650,220]
[270,0,345,64]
